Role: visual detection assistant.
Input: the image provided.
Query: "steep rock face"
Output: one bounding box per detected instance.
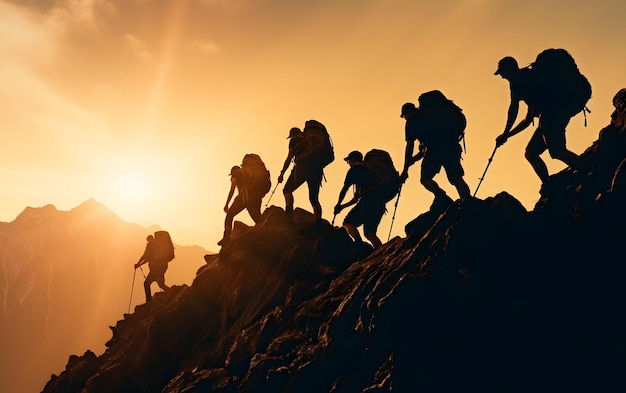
[43,96,626,392]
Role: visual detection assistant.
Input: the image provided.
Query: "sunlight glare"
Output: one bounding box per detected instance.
[113,171,153,204]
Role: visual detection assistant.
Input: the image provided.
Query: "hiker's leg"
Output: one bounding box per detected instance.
[307,172,323,221]
[525,150,550,183]
[343,223,362,242]
[525,127,550,183]
[343,204,365,242]
[420,155,446,196]
[421,176,445,196]
[364,232,382,249]
[312,202,322,221]
[283,169,303,214]
[542,114,580,170]
[550,148,580,169]
[247,196,263,224]
[364,200,384,249]
[143,275,155,302]
[156,263,169,291]
[224,196,245,233]
[444,147,471,200]
[156,273,169,292]
[450,176,471,200]
[284,193,294,214]
[220,196,245,244]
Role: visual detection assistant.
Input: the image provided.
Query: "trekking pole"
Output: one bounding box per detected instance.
[331,213,337,226]
[264,182,280,208]
[128,268,137,314]
[473,144,498,198]
[387,185,402,242]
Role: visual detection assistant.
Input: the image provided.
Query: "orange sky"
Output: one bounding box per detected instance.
[1,0,625,250]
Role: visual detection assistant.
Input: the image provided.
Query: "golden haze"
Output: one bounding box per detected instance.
[1,0,625,250]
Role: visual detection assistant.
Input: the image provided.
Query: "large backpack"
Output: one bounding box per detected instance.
[297,120,335,168]
[527,48,592,117]
[363,149,401,203]
[240,153,271,197]
[153,230,175,263]
[417,90,467,147]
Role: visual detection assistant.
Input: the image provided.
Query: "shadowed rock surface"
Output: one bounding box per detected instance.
[42,94,626,392]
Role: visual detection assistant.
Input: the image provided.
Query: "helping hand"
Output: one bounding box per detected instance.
[333,204,342,215]
[278,173,284,183]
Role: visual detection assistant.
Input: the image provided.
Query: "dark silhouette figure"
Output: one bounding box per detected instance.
[334,151,385,249]
[134,234,169,302]
[278,127,324,221]
[494,55,584,183]
[218,164,265,246]
[400,91,471,208]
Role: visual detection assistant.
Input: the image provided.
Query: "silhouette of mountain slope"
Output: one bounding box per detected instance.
[42,93,626,392]
[0,199,207,393]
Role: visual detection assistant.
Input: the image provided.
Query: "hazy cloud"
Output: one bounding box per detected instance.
[45,0,117,33]
[0,2,55,64]
[124,33,153,60]
[190,39,220,54]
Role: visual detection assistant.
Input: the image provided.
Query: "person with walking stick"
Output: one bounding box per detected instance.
[400,91,471,211]
[333,150,386,249]
[134,233,171,303]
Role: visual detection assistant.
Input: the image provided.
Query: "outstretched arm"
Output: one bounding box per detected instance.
[334,183,355,213]
[278,149,295,183]
[135,252,148,269]
[497,106,534,146]
[503,91,520,134]
[400,140,416,182]
[223,177,237,212]
[334,183,358,214]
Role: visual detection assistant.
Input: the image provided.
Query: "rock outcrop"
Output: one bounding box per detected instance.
[42,91,626,392]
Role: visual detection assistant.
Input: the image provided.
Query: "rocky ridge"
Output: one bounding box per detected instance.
[42,90,626,392]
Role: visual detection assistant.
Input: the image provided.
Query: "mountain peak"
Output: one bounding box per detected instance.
[13,203,59,223]
[70,198,118,217]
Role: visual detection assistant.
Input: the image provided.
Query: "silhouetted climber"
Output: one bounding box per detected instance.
[278,121,334,222]
[134,231,174,302]
[494,49,592,184]
[400,90,471,209]
[218,154,271,246]
[334,151,386,249]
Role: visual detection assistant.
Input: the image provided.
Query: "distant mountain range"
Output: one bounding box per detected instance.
[0,199,208,393]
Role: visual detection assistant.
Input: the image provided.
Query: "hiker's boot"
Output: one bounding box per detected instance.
[430,192,453,211]
[284,206,294,222]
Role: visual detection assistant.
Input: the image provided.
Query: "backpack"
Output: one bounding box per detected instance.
[153,230,175,263]
[297,120,335,168]
[417,90,467,146]
[240,153,271,197]
[363,149,401,203]
[527,48,592,117]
